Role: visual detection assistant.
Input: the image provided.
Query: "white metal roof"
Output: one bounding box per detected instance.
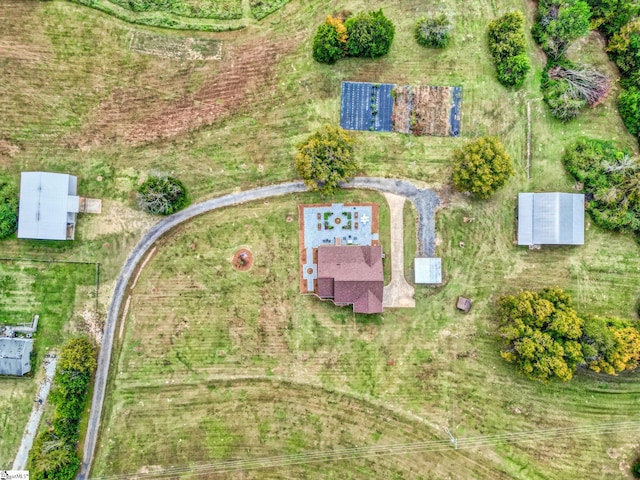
[414,257,442,284]
[518,193,584,246]
[17,172,78,240]
[0,337,33,376]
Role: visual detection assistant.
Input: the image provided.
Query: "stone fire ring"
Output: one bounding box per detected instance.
[232,248,254,271]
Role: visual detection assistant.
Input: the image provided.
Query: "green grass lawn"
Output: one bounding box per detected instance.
[0,260,97,468]
[1,0,640,477]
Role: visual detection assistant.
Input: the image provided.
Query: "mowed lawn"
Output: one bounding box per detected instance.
[0,260,97,468]
[95,187,640,479]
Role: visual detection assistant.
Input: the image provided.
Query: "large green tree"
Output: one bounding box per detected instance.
[137,175,188,215]
[345,9,395,58]
[451,136,514,198]
[587,0,640,37]
[498,288,585,382]
[487,11,531,88]
[312,16,347,64]
[533,0,592,59]
[582,316,640,374]
[295,125,358,195]
[607,19,640,77]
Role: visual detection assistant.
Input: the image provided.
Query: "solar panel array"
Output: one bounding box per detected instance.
[340,82,394,132]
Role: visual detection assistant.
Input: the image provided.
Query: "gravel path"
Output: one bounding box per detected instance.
[78,178,439,479]
[12,354,57,471]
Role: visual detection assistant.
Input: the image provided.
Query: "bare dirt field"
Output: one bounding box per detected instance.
[392,85,452,136]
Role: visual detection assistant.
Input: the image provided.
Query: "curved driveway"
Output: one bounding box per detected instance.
[78,178,439,479]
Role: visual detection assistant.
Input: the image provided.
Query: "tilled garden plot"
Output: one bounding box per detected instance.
[392,85,454,137]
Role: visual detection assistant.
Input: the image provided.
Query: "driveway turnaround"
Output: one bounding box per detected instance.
[13,354,57,471]
[382,192,415,308]
[78,178,439,479]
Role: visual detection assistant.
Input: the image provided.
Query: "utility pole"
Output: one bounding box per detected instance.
[444,426,458,449]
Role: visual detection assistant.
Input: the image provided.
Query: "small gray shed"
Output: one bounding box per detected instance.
[0,337,33,376]
[518,193,585,246]
[18,172,79,240]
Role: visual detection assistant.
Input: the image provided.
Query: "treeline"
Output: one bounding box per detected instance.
[532,0,640,142]
[499,288,640,382]
[28,337,97,480]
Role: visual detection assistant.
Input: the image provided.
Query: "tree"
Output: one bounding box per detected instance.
[59,337,97,376]
[0,176,18,239]
[498,288,585,382]
[312,16,347,64]
[619,86,640,139]
[582,316,640,374]
[607,19,640,76]
[587,0,640,37]
[137,175,188,215]
[533,0,592,59]
[414,14,452,48]
[487,12,531,88]
[345,10,395,59]
[451,136,514,198]
[295,125,358,195]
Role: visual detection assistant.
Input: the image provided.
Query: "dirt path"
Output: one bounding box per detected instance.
[382,193,415,308]
[79,178,439,479]
[12,354,57,471]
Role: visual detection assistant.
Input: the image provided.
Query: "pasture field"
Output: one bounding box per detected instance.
[0,0,639,477]
[0,260,97,468]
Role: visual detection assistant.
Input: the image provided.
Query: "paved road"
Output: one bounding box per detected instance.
[382,193,415,308]
[13,354,57,470]
[78,178,439,479]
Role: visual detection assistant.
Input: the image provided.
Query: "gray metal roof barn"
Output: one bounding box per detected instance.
[17,172,79,240]
[0,337,33,376]
[518,193,585,246]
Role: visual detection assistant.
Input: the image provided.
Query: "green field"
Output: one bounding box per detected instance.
[1,0,640,477]
[0,260,97,468]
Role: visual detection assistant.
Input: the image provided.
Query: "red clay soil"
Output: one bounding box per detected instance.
[83,40,295,145]
[232,248,253,271]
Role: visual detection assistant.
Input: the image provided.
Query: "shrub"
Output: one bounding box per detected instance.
[607,19,640,76]
[619,86,640,139]
[414,14,452,48]
[563,138,640,233]
[582,316,640,374]
[137,175,188,215]
[451,136,515,198]
[345,9,395,59]
[312,16,347,64]
[487,11,531,88]
[633,455,640,478]
[533,0,592,60]
[587,0,640,37]
[542,61,611,120]
[0,176,18,239]
[295,125,358,195]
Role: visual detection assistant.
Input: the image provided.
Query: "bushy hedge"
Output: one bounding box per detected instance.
[532,0,592,60]
[619,86,640,139]
[137,175,188,216]
[414,14,452,48]
[28,337,97,480]
[0,176,18,239]
[563,138,640,234]
[312,10,395,64]
[487,11,531,88]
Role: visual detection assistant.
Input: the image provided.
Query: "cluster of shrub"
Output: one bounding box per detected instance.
[137,174,188,216]
[312,10,395,64]
[533,0,640,129]
[563,138,640,236]
[487,11,531,88]
[0,176,18,239]
[499,288,640,382]
[28,337,97,480]
[414,14,452,49]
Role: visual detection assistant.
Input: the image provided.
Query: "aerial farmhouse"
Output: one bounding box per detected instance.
[517,192,585,247]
